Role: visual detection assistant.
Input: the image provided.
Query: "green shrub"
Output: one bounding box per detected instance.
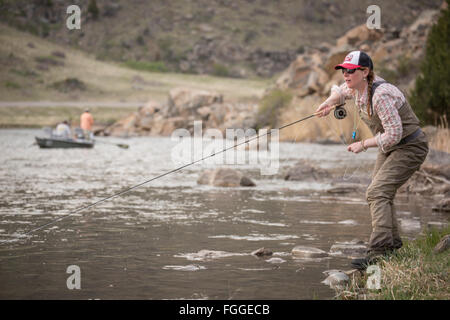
[5,81,20,89]
[410,0,450,125]
[157,38,172,57]
[397,54,413,77]
[35,55,63,66]
[136,35,144,46]
[377,66,398,84]
[212,63,230,77]
[11,68,38,77]
[50,78,86,92]
[123,60,169,73]
[88,0,99,19]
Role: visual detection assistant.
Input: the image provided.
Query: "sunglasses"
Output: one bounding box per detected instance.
[341,68,364,74]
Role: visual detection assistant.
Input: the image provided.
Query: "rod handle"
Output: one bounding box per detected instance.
[313,102,346,117]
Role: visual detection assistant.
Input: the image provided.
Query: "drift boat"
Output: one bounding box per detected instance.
[35,136,94,149]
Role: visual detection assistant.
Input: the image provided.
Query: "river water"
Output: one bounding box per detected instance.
[0,129,446,299]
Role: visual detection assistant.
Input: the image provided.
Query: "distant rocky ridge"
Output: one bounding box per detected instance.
[0,0,443,78]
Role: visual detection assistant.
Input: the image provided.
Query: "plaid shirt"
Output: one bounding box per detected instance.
[331,76,405,152]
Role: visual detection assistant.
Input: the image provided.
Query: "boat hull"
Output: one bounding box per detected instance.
[35,137,94,149]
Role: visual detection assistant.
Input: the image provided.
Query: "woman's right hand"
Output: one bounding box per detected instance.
[315,101,332,118]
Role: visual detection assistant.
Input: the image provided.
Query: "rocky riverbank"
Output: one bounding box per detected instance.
[97,87,258,137]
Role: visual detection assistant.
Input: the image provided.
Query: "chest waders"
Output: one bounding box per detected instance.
[359,81,429,254]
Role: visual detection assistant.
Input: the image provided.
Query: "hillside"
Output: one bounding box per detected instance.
[0,1,446,135]
[100,2,446,143]
[0,0,443,78]
[0,23,268,103]
[0,23,267,127]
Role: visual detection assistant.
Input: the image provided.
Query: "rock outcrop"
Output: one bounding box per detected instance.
[274,8,441,143]
[433,235,450,254]
[103,88,258,137]
[432,198,450,212]
[399,148,450,197]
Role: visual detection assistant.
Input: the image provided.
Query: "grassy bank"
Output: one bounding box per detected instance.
[338,226,450,300]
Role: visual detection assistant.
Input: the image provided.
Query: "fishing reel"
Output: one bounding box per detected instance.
[334,105,347,120]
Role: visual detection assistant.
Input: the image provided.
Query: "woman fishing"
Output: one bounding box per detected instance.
[316,51,428,270]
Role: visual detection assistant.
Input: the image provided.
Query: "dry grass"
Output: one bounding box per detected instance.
[429,116,450,153]
[379,248,448,300]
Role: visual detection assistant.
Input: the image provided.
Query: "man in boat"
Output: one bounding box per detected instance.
[80,109,94,140]
[54,120,72,139]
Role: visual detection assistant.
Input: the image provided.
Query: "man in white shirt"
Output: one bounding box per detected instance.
[55,120,72,138]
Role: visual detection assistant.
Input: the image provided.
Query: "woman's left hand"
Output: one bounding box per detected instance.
[347,141,364,153]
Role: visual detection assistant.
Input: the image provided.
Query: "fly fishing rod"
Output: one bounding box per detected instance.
[0,103,345,245]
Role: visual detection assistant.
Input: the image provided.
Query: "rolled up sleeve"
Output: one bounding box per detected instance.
[331,82,355,104]
[372,89,403,153]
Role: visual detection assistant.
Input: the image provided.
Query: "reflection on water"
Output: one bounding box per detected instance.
[0,129,447,299]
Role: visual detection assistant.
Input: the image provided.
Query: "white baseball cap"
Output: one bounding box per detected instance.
[335,51,373,70]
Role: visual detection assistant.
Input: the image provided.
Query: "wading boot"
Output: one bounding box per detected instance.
[351,247,400,270]
[351,256,379,271]
[350,251,388,271]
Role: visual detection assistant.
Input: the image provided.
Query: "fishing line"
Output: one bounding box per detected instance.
[320,102,367,182]
[325,113,348,145]
[0,104,344,246]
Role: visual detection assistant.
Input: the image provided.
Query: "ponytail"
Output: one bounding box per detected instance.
[366,69,375,117]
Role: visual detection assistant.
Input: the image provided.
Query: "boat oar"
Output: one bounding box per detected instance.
[94,139,129,149]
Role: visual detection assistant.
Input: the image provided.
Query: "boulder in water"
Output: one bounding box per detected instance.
[321,270,350,289]
[175,249,247,261]
[284,160,328,181]
[163,264,206,271]
[326,183,364,194]
[265,257,286,264]
[329,240,367,258]
[197,167,256,187]
[291,245,328,258]
[251,247,273,257]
